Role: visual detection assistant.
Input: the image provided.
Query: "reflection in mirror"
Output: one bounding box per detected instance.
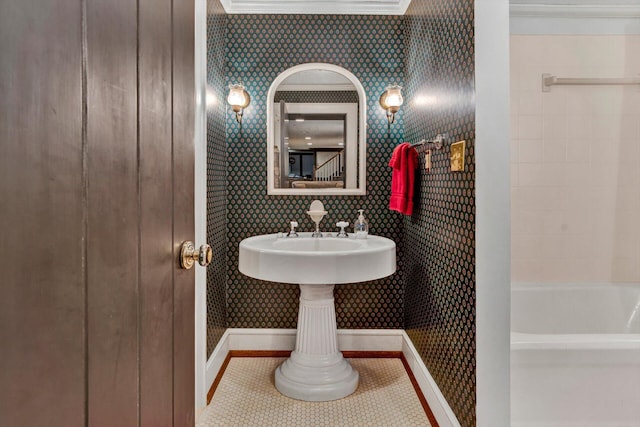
[267,64,366,195]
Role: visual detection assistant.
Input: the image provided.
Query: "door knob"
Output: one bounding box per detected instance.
[180,241,212,269]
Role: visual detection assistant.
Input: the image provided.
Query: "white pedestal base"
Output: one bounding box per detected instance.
[275,284,359,401]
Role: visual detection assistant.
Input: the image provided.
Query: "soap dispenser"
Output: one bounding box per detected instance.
[354,209,369,239]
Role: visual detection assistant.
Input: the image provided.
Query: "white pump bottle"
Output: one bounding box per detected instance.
[354,209,369,239]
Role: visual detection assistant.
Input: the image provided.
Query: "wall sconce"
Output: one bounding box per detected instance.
[379,84,403,125]
[227,83,250,126]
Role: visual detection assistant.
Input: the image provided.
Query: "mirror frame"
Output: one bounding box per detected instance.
[267,63,367,196]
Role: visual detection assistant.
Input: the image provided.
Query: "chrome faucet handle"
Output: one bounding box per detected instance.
[336,221,349,238]
[287,221,299,238]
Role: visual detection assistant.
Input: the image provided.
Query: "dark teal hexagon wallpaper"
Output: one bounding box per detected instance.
[274,90,358,104]
[403,1,476,426]
[205,0,228,357]
[225,14,406,330]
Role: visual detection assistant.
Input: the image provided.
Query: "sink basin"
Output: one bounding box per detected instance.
[238,232,396,402]
[239,232,396,285]
[273,238,362,252]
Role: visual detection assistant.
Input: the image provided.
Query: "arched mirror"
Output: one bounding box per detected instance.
[267,63,367,195]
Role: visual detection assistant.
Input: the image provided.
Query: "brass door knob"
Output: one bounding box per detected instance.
[180,241,213,269]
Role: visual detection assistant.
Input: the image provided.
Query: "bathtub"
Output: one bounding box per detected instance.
[511,282,640,427]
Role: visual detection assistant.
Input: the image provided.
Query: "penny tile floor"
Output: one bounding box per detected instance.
[196,357,432,426]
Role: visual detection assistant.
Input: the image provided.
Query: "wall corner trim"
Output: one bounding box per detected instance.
[202,329,460,427]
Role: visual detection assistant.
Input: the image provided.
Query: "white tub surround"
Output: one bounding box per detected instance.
[511,283,640,427]
[510,35,640,285]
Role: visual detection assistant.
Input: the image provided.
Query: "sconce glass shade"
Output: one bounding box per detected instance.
[227,83,251,125]
[379,84,403,124]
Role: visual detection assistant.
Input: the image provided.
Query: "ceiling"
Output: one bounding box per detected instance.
[286,118,345,150]
[220,0,637,15]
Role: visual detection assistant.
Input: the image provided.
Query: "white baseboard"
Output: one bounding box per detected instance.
[203,329,231,404]
[228,328,296,351]
[400,331,461,427]
[226,328,406,352]
[202,328,460,427]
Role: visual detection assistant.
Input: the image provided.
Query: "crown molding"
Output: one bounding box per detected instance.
[220,0,411,15]
[510,4,640,34]
[510,4,640,18]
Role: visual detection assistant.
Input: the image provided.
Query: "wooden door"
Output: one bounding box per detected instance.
[0,1,196,426]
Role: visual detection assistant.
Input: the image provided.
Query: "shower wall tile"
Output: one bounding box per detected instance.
[225,15,405,330]
[205,0,228,357]
[403,0,476,426]
[543,138,566,163]
[518,115,543,139]
[518,140,543,163]
[511,35,640,284]
[519,90,542,115]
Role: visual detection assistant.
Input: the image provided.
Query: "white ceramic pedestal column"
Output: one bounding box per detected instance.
[275,284,359,401]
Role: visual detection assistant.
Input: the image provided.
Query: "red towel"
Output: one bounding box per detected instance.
[389,143,418,215]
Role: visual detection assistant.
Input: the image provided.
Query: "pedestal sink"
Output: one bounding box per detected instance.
[238,232,396,401]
